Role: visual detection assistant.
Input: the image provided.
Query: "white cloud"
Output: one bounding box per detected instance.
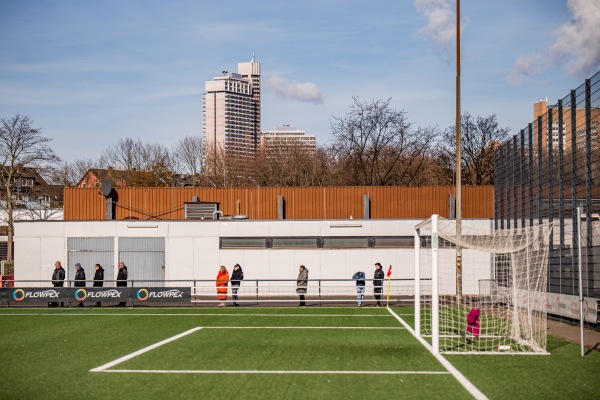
[506,54,545,86]
[508,0,600,84]
[414,0,463,61]
[266,75,324,104]
[550,0,600,78]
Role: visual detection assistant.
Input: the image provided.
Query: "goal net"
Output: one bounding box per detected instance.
[414,215,552,354]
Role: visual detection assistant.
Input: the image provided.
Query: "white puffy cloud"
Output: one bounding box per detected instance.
[415,0,454,45]
[550,0,600,77]
[508,0,600,84]
[266,75,324,104]
[414,0,467,61]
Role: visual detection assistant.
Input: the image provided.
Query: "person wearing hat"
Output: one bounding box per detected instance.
[373,262,385,307]
[230,263,244,306]
[74,263,86,307]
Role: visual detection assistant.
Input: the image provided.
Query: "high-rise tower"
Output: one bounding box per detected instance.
[203,57,261,161]
[238,53,261,135]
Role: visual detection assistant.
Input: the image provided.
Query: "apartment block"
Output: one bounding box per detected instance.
[203,58,261,160]
[259,125,316,158]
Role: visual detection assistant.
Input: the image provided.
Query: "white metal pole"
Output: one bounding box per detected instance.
[432,214,439,354]
[415,228,421,336]
[526,221,533,341]
[577,206,584,357]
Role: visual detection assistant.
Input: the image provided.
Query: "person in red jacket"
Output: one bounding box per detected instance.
[216,265,229,307]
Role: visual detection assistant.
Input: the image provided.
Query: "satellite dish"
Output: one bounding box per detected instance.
[100,180,113,197]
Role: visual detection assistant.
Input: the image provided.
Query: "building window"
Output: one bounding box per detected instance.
[322,237,370,249]
[272,237,319,248]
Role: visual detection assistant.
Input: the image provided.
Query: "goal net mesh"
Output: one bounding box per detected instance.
[416,216,552,354]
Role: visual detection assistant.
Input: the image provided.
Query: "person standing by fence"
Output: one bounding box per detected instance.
[230,264,244,306]
[296,265,308,307]
[352,271,366,306]
[74,263,86,307]
[93,264,104,307]
[216,266,229,307]
[116,262,128,307]
[49,261,65,307]
[373,262,384,307]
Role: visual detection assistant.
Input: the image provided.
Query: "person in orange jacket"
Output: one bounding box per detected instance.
[216,265,229,307]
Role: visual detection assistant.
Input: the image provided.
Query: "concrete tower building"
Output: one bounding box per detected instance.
[203,57,261,161]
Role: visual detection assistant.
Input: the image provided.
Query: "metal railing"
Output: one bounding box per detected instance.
[0,278,432,307]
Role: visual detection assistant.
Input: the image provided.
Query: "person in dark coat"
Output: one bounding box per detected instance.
[373,262,385,307]
[74,263,86,307]
[49,261,65,307]
[116,262,128,307]
[296,265,308,307]
[93,264,104,307]
[230,264,244,306]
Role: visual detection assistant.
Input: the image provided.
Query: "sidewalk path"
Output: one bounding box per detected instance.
[548,319,600,351]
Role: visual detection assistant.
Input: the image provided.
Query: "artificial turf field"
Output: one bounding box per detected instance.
[1,306,599,399]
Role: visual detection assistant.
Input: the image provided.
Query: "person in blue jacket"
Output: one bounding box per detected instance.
[352,271,366,306]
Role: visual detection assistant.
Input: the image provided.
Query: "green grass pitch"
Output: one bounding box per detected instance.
[1,306,598,399]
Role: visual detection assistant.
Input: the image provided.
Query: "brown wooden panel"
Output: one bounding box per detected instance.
[64,186,494,221]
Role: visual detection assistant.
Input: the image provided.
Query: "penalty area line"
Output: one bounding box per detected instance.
[90,327,203,372]
[97,369,451,375]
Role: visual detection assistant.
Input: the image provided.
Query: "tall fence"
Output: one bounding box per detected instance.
[494,71,600,304]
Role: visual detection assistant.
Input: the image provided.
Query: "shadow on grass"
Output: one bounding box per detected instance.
[585,342,599,356]
[546,336,573,352]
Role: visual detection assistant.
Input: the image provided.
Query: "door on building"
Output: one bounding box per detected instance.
[67,238,114,287]
[118,237,165,287]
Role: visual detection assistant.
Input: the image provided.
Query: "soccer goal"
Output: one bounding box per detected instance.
[414,215,552,354]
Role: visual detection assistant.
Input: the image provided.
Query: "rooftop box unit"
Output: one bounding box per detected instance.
[184,201,221,220]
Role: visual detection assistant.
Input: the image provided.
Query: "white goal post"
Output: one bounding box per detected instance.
[415,215,552,354]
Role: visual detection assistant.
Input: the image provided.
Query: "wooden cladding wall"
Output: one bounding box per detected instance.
[64,186,494,221]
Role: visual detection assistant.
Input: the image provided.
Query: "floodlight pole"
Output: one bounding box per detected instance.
[455,0,463,305]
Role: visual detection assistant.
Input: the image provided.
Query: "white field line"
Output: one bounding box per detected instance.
[200,326,404,329]
[90,327,203,372]
[0,313,389,317]
[386,308,488,400]
[89,325,439,376]
[100,369,451,375]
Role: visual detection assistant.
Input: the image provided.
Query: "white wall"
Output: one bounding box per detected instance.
[14,218,494,293]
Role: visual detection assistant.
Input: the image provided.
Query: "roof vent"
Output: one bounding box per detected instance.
[184,201,220,220]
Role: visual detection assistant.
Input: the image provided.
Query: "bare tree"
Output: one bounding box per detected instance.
[99,138,176,186]
[173,136,203,185]
[46,158,98,186]
[0,115,60,261]
[329,97,437,186]
[436,113,510,185]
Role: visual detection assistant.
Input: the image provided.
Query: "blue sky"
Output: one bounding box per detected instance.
[1,0,599,163]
